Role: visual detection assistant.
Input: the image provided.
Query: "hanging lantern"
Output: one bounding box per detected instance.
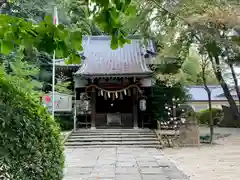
[83,98,90,111]
[128,89,131,96]
[139,98,146,111]
[104,92,107,100]
[120,92,123,100]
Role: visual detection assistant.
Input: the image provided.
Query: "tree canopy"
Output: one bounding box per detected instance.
[1,0,240,121]
[0,0,137,61]
[122,0,240,121]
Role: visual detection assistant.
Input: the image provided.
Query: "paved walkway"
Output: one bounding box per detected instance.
[64,147,189,180]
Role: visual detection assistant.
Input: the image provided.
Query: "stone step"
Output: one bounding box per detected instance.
[65,141,159,146]
[64,144,162,148]
[75,129,152,131]
[65,129,160,148]
[69,134,156,138]
[67,137,158,142]
[71,132,155,136]
[74,130,153,134]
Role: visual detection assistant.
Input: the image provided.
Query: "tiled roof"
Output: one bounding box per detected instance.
[187,85,239,101]
[54,59,80,67]
[75,36,154,77]
[227,28,240,37]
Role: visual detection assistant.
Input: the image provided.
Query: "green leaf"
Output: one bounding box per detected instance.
[126,39,131,44]
[98,0,110,8]
[58,24,65,31]
[71,40,83,51]
[125,0,131,6]
[21,38,34,49]
[37,21,48,35]
[55,28,68,41]
[125,5,136,17]
[4,32,15,41]
[118,35,127,47]
[0,40,14,55]
[109,9,120,27]
[36,36,55,54]
[44,16,53,25]
[55,41,69,58]
[65,53,81,64]
[110,35,118,49]
[114,0,121,10]
[55,46,63,58]
[70,30,83,51]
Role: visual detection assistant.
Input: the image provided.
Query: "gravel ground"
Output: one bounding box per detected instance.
[164,127,240,180]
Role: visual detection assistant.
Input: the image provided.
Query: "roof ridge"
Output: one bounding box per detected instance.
[82,35,145,40]
[187,85,221,88]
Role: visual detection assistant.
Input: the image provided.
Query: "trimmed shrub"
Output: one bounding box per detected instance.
[56,115,73,131]
[198,108,223,125]
[0,75,64,179]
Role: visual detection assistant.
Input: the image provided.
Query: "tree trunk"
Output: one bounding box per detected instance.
[202,66,213,144]
[205,87,213,144]
[209,53,240,120]
[229,63,240,107]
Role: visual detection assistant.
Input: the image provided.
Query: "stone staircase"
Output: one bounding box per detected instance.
[65,129,162,148]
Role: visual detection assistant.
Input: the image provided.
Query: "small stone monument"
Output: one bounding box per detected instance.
[179,112,200,147]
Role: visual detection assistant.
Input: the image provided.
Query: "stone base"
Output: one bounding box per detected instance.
[156,121,159,130]
[90,127,96,130]
[179,119,200,147]
[133,126,139,129]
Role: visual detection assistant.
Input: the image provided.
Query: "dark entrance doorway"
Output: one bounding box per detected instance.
[96,95,133,128]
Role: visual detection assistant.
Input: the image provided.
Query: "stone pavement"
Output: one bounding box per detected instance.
[64,147,189,180]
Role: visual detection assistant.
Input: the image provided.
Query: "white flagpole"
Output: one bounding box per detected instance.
[52,6,58,118]
[52,51,56,118]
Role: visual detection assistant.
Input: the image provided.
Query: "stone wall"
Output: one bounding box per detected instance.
[219,105,240,127]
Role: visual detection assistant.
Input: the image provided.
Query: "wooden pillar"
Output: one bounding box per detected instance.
[73,89,77,132]
[133,88,138,129]
[91,87,96,129]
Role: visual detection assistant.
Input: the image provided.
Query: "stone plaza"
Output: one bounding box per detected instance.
[64,147,189,180]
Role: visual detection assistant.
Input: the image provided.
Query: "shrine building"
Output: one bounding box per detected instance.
[54,35,157,130]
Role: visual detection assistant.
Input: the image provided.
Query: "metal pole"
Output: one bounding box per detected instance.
[52,51,56,118]
[52,6,58,119]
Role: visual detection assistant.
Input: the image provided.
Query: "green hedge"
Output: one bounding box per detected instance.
[197,108,223,125]
[0,76,64,179]
[56,115,73,131]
